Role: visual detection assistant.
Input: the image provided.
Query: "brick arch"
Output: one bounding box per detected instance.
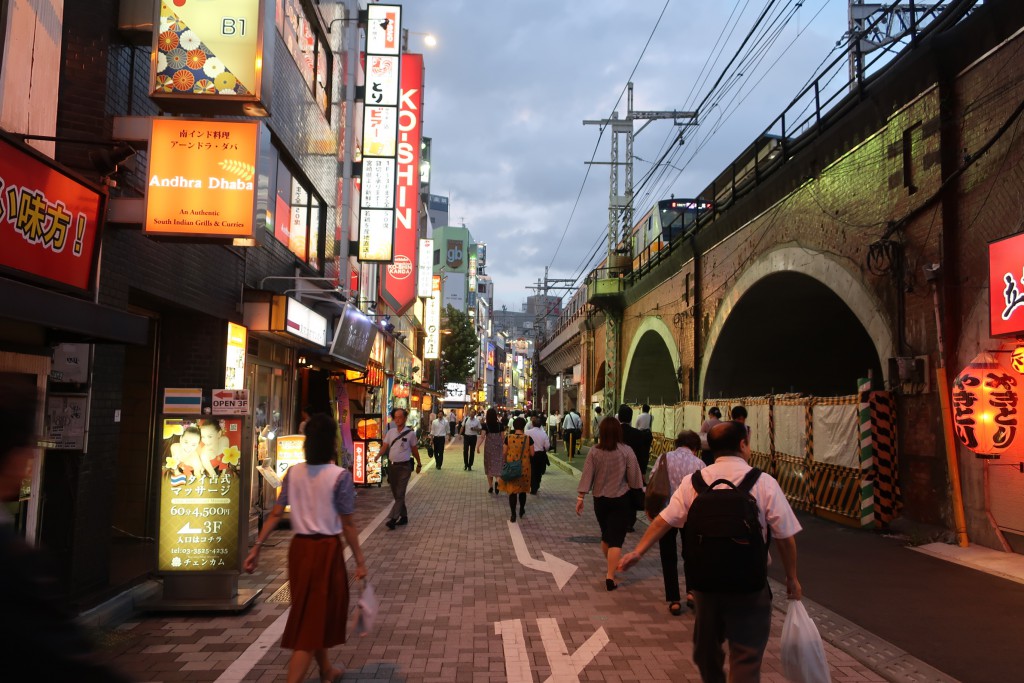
[699,245,894,392]
[621,316,681,404]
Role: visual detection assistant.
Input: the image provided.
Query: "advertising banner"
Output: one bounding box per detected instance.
[380,53,424,315]
[145,118,260,238]
[158,416,243,571]
[151,0,265,108]
[417,238,433,298]
[446,239,464,269]
[224,322,247,390]
[0,136,103,291]
[442,271,466,311]
[424,274,441,360]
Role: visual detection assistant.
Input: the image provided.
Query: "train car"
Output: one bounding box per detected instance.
[628,197,714,272]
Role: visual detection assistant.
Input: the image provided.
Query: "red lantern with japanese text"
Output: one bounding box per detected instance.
[952,353,1020,459]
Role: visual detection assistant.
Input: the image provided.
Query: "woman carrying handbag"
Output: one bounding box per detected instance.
[501,416,533,522]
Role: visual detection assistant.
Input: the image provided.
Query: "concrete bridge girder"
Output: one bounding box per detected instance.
[698,244,894,393]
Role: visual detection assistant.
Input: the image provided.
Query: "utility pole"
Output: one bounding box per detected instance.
[583,82,696,416]
[848,2,946,86]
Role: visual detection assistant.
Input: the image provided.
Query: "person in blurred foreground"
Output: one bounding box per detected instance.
[245,413,367,683]
[576,416,643,591]
[619,421,802,683]
[0,381,132,681]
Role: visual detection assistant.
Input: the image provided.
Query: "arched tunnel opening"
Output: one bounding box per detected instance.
[623,330,681,405]
[703,272,884,397]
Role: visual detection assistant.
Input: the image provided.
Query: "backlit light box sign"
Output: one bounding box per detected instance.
[282,297,328,347]
[357,4,403,263]
[224,322,247,390]
[417,238,433,298]
[990,233,1024,337]
[151,0,269,114]
[0,136,104,291]
[330,304,378,371]
[424,275,441,360]
[445,383,467,403]
[145,118,261,239]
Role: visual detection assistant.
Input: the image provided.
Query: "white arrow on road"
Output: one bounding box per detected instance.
[507,521,577,590]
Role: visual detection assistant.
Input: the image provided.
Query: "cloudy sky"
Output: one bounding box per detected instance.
[399,0,851,311]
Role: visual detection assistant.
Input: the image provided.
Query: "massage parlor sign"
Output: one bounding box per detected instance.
[0,136,103,291]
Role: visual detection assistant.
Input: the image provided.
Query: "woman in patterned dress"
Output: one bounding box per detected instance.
[482,408,505,494]
[501,416,533,522]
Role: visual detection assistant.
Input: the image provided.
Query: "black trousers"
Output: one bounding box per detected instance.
[692,585,773,683]
[529,451,548,493]
[463,435,478,468]
[565,430,579,458]
[432,436,446,468]
[658,525,684,603]
[548,425,558,450]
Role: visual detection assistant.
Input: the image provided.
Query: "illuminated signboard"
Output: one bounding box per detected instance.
[151,0,267,111]
[445,382,467,403]
[990,233,1024,337]
[358,4,403,263]
[417,238,434,298]
[468,248,478,309]
[353,441,366,484]
[424,275,441,360]
[158,417,243,572]
[0,136,103,291]
[487,342,495,370]
[380,53,424,315]
[225,322,247,390]
[275,434,305,481]
[330,303,377,371]
[145,118,261,238]
[281,297,327,346]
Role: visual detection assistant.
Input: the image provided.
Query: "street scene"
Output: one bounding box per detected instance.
[2,0,1024,682]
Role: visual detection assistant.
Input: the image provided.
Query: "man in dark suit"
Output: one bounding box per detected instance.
[618,404,653,532]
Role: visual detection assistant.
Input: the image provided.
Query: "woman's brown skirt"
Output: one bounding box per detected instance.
[281,534,349,650]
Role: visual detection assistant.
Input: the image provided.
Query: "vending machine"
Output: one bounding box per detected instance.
[352,413,383,487]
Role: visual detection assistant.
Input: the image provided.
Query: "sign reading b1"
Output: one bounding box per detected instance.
[212,389,250,415]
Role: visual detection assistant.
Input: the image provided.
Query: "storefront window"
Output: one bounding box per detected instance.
[276,0,332,119]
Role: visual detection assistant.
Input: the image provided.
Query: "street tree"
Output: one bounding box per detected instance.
[441,305,479,386]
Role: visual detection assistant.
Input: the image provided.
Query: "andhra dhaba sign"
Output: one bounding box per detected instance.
[0,136,103,291]
[380,53,424,315]
[990,233,1024,337]
[145,118,260,238]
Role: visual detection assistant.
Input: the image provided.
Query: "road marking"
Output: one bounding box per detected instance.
[537,618,609,683]
[507,520,578,589]
[215,462,433,682]
[495,619,533,683]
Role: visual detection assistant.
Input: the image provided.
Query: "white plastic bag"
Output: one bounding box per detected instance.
[781,600,831,683]
[355,582,379,637]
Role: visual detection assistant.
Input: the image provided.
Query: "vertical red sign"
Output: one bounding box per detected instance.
[380,53,424,315]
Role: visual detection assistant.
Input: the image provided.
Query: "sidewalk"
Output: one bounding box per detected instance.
[99,440,914,682]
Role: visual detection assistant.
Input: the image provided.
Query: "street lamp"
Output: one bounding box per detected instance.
[402,29,438,51]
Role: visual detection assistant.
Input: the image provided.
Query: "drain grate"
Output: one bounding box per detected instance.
[566,536,602,544]
[266,581,291,604]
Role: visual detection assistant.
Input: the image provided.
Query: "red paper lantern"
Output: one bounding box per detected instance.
[952,352,1020,459]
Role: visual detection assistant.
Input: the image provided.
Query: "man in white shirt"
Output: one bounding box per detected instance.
[447,410,457,440]
[561,409,582,460]
[462,411,482,471]
[525,416,551,495]
[547,411,560,452]
[634,404,653,432]
[619,421,802,682]
[378,408,423,530]
[429,411,449,470]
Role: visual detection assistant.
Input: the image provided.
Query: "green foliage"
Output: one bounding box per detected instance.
[441,305,479,386]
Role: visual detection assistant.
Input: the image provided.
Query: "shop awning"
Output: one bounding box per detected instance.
[0,277,149,345]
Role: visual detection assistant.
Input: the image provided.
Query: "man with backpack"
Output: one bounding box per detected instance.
[619,421,802,683]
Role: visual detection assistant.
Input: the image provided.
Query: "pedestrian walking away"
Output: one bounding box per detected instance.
[591,405,603,444]
[429,411,448,470]
[502,417,533,522]
[576,416,644,592]
[447,410,457,440]
[524,415,551,495]
[699,407,723,461]
[561,408,582,460]
[618,403,653,533]
[482,408,506,494]
[244,413,368,683]
[634,404,653,432]
[547,411,560,452]
[378,408,423,530]
[462,410,482,470]
[619,421,803,683]
[648,430,706,615]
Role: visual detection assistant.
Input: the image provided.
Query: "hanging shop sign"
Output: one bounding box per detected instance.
[445,382,467,403]
[0,136,103,291]
[380,53,424,315]
[952,352,1019,459]
[330,303,377,371]
[989,232,1024,337]
[225,322,247,390]
[417,238,434,298]
[279,297,327,347]
[357,4,403,263]
[424,274,442,360]
[150,0,270,115]
[145,118,261,239]
[158,416,243,571]
[487,343,495,370]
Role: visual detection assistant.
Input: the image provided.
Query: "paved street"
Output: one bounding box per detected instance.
[99,441,952,682]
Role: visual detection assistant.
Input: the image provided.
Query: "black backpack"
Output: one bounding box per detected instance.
[682,468,769,593]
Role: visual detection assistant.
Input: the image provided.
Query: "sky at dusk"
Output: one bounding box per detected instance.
[398,0,851,311]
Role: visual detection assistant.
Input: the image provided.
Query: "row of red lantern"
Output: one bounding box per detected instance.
[952,352,1021,458]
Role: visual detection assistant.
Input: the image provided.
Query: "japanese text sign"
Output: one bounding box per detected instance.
[0,136,103,291]
[145,118,261,238]
[424,275,441,360]
[417,238,434,298]
[952,353,1018,458]
[990,233,1024,337]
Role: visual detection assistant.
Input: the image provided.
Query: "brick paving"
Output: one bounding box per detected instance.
[98,440,939,682]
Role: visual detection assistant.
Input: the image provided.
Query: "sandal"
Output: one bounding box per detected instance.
[669,602,683,616]
[686,592,695,610]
